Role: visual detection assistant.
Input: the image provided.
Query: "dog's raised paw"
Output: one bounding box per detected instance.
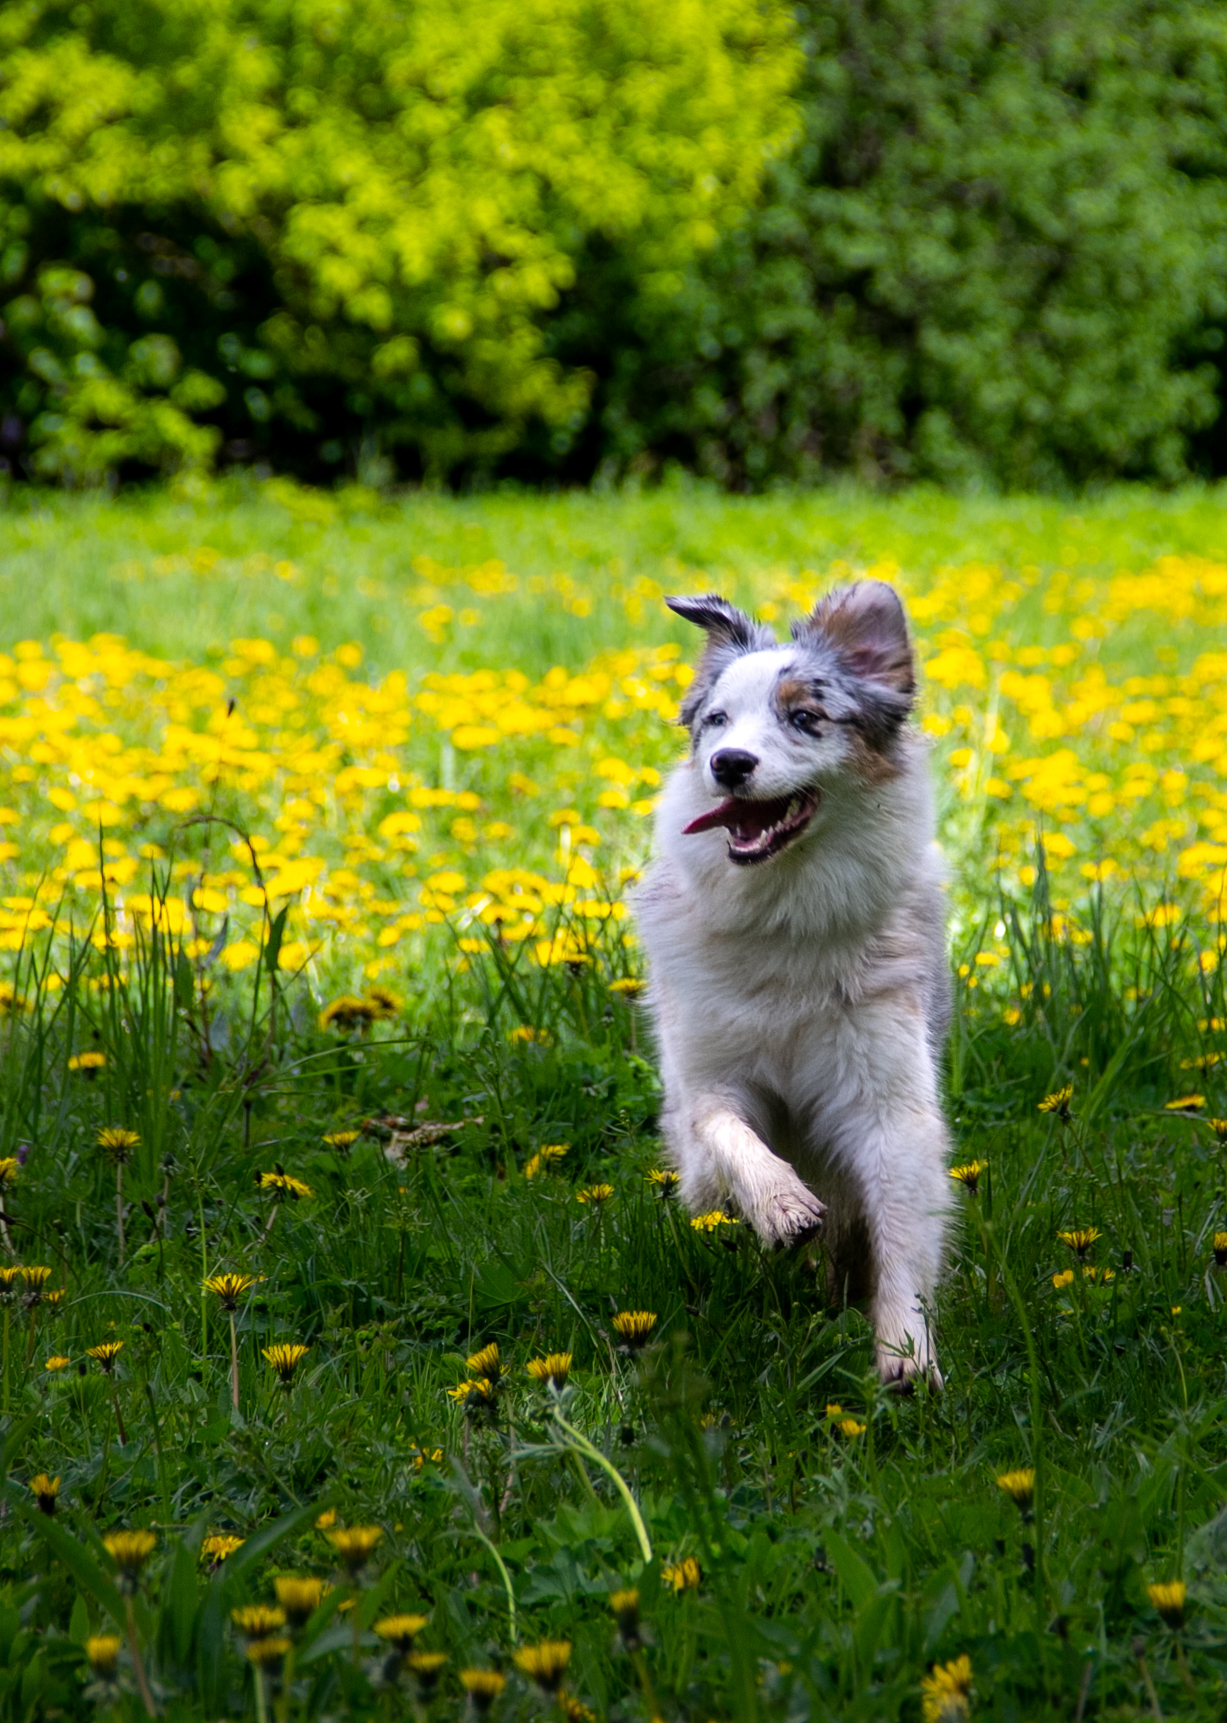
[759,1186,826,1250]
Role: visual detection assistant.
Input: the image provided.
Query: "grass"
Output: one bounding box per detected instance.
[2,477,1227,1718]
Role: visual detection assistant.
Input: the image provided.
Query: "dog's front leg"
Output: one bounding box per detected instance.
[857,1107,950,1389]
[678,1100,825,1249]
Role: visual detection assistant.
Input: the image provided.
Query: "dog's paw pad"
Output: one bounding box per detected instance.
[762,1188,826,1249]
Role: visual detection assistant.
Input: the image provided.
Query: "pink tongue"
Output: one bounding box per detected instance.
[683,795,789,838]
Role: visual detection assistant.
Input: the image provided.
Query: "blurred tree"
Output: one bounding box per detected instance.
[0,0,798,483]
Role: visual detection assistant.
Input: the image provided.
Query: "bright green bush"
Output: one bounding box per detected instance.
[0,0,798,482]
[592,0,1227,488]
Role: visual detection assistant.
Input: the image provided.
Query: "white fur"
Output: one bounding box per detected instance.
[636,644,954,1385]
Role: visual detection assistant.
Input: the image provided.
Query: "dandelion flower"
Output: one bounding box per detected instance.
[837,1418,867,1439]
[97,1127,139,1162]
[526,1352,572,1389]
[513,1640,572,1692]
[560,1696,595,1723]
[374,1614,429,1652]
[465,1341,502,1378]
[948,1161,986,1195]
[323,1130,361,1150]
[608,977,644,997]
[274,1575,328,1627]
[1037,1085,1072,1118]
[231,1605,287,1640]
[646,1168,679,1198]
[609,1586,641,1646]
[44,1355,71,1371]
[68,1051,106,1076]
[319,995,380,1033]
[263,1342,310,1385]
[326,1524,383,1576]
[996,1469,1035,1513]
[460,1668,507,1710]
[1165,1094,1204,1112]
[1148,1580,1187,1628]
[1058,1227,1101,1258]
[576,1184,614,1205]
[29,1473,59,1515]
[1208,1119,1227,1142]
[246,1637,291,1669]
[662,1557,701,1592]
[202,1533,244,1565]
[691,1210,735,1233]
[103,1529,157,1586]
[406,1651,447,1690]
[447,1377,496,1409]
[87,1341,125,1372]
[20,1265,51,1297]
[611,1310,657,1350]
[1051,1269,1075,1289]
[1213,1231,1227,1267]
[258,1170,313,1200]
[364,986,401,1018]
[920,1654,973,1723]
[0,1267,20,1298]
[524,1143,568,1178]
[84,1635,122,1678]
[315,1508,337,1530]
[203,1271,263,1310]
[0,1156,18,1188]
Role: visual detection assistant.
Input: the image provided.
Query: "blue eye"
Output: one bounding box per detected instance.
[704,710,728,729]
[788,709,822,735]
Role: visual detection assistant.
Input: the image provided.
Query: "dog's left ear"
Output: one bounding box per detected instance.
[666,593,765,653]
[794,580,916,698]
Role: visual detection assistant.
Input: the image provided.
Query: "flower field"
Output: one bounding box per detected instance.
[3,482,1227,1719]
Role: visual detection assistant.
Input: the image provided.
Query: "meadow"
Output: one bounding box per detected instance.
[2,478,1227,1719]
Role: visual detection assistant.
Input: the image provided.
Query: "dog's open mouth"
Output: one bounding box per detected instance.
[683,789,820,865]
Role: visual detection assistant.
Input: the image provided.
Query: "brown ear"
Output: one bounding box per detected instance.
[798,580,915,696]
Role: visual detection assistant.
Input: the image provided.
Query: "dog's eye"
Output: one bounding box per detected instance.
[704,710,728,729]
[788,708,822,735]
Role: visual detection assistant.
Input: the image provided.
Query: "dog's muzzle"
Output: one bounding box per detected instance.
[683,789,820,865]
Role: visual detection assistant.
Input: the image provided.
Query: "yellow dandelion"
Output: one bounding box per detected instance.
[84,1635,122,1678]
[68,1050,106,1075]
[1051,1269,1075,1289]
[460,1668,507,1710]
[526,1352,572,1389]
[447,1377,495,1408]
[921,1654,973,1723]
[97,1127,140,1162]
[1057,1226,1101,1258]
[274,1575,328,1626]
[87,1340,124,1372]
[1165,1094,1204,1112]
[263,1342,310,1385]
[646,1168,679,1197]
[315,1508,337,1530]
[610,1587,641,1645]
[837,1418,867,1439]
[373,1613,429,1652]
[513,1640,572,1692]
[1037,1085,1073,1117]
[201,1533,244,1564]
[576,1184,614,1204]
[559,1697,595,1723]
[608,977,644,996]
[1147,1580,1187,1629]
[103,1529,157,1579]
[1207,1118,1227,1142]
[44,1355,71,1371]
[465,1341,502,1377]
[662,1556,701,1592]
[996,1469,1035,1512]
[29,1473,60,1514]
[948,1161,986,1195]
[231,1605,287,1640]
[0,1266,21,1297]
[203,1271,263,1310]
[246,1637,291,1669]
[326,1524,383,1575]
[611,1309,657,1350]
[258,1170,313,1200]
[691,1209,735,1233]
[406,1651,447,1688]
[323,1130,361,1150]
[0,1157,18,1188]
[20,1265,51,1295]
[524,1143,569,1178]
[319,995,381,1032]
[1212,1231,1227,1267]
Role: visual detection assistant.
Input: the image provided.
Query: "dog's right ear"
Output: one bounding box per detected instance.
[667,594,774,735]
[666,593,763,654]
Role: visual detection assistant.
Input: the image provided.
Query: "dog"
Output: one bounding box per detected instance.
[635,581,953,1385]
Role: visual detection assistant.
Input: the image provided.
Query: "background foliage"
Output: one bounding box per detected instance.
[7,0,1227,489]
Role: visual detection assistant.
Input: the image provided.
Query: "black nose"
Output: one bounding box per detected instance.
[710,748,758,789]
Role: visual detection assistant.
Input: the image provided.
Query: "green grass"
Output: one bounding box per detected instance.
[2,480,1227,1721]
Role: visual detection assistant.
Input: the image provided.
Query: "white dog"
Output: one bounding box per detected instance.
[636,581,953,1385]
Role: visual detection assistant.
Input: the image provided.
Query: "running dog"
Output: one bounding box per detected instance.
[636,581,952,1385]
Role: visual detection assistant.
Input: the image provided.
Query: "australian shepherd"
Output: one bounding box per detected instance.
[636,582,952,1385]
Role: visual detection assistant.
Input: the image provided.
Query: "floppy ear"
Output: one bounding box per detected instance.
[667,593,775,734]
[796,580,915,697]
[666,593,765,655]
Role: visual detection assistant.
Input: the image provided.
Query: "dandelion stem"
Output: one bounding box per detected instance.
[115,1162,125,1267]
[468,1523,517,1644]
[552,1410,652,1562]
[112,1386,128,1447]
[124,1595,156,1718]
[1,1306,9,1416]
[253,1663,269,1723]
[228,1309,240,1411]
[259,1201,280,1248]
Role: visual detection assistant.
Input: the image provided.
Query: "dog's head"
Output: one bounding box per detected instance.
[668,582,916,866]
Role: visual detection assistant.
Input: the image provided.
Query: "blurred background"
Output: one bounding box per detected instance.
[5,0,1227,495]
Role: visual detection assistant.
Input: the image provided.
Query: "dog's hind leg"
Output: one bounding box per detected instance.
[674,1099,825,1248]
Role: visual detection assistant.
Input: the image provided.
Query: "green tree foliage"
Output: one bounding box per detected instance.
[0,0,798,483]
[592,0,1227,489]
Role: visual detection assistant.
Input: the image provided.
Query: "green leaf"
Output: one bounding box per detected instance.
[3,1483,124,1625]
[824,1531,878,1613]
[263,904,289,977]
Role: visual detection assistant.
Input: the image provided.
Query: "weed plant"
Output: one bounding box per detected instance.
[0,483,1226,1718]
